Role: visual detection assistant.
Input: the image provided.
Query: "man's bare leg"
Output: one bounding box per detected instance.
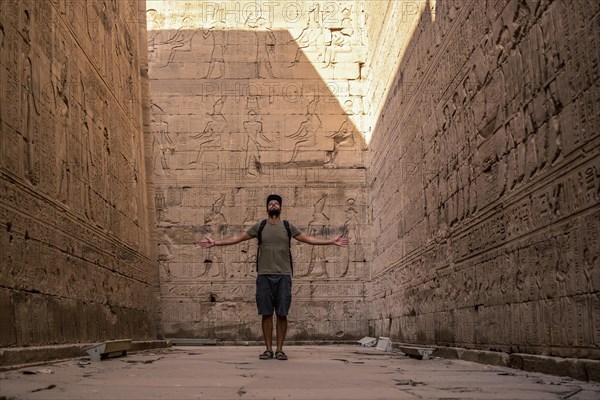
[275,315,288,359]
[262,315,273,352]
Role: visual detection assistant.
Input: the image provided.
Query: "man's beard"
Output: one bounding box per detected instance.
[268,208,280,217]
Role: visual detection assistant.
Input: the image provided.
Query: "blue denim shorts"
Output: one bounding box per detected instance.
[256,275,292,316]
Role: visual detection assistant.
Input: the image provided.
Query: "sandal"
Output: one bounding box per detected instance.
[275,350,288,360]
[259,350,273,360]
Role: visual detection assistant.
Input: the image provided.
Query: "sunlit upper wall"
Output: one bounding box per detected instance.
[362,0,431,144]
[146,0,370,141]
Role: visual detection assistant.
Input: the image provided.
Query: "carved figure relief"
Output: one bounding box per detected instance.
[301,195,330,278]
[121,28,137,117]
[324,118,358,168]
[85,0,111,76]
[239,206,258,277]
[199,27,226,79]
[323,7,355,68]
[81,120,92,219]
[257,29,278,78]
[146,9,165,61]
[19,9,40,185]
[201,194,228,279]
[101,125,110,225]
[189,97,226,164]
[160,17,196,67]
[288,3,324,67]
[243,110,271,176]
[0,22,5,162]
[78,75,94,220]
[54,42,71,204]
[151,101,174,175]
[286,97,322,163]
[554,229,577,295]
[337,198,362,278]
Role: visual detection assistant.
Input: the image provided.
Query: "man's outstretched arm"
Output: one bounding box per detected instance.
[199,231,253,248]
[293,232,348,246]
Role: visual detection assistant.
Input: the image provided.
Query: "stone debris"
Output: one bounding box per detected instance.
[398,345,435,360]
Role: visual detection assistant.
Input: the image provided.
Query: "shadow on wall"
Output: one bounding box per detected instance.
[0,0,159,350]
[148,27,366,176]
[147,23,369,341]
[368,0,600,360]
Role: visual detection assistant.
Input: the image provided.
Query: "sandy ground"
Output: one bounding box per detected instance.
[1,345,600,400]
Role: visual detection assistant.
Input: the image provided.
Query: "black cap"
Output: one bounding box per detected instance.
[266,194,282,207]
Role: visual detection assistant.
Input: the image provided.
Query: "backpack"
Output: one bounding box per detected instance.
[256,219,293,275]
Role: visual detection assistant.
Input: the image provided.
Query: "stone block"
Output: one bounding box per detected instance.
[357,336,377,347]
[85,339,132,362]
[399,344,434,360]
[508,353,588,382]
[375,337,392,352]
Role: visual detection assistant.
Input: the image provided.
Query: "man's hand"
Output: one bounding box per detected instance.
[199,237,215,248]
[333,235,349,247]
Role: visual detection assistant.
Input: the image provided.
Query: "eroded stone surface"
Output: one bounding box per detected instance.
[147,0,370,341]
[1,0,599,371]
[0,0,160,347]
[367,0,600,359]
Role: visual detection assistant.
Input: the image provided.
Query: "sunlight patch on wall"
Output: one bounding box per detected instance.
[146,0,369,144]
[362,0,430,144]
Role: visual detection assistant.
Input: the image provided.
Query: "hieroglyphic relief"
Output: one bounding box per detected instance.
[0,21,4,145]
[1,0,159,347]
[160,17,196,67]
[243,110,271,176]
[199,193,228,279]
[367,0,600,358]
[79,77,92,219]
[121,30,139,118]
[286,96,322,163]
[300,194,330,278]
[151,101,174,175]
[324,118,359,168]
[236,205,258,278]
[582,215,600,293]
[257,28,277,78]
[199,26,226,79]
[322,6,356,68]
[244,14,279,79]
[287,3,324,67]
[337,198,363,278]
[53,36,71,204]
[146,8,165,62]
[189,96,225,164]
[19,7,40,185]
[149,1,370,340]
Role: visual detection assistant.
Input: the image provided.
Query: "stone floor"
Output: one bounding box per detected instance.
[1,345,600,399]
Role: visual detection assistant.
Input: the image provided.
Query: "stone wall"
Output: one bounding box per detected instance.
[147,0,370,340]
[367,0,600,358]
[0,0,160,347]
[2,0,598,361]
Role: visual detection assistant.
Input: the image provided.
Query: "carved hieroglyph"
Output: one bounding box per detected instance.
[367,0,600,358]
[148,0,369,340]
[2,0,596,362]
[0,0,160,347]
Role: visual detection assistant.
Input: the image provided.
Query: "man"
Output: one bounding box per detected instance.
[199,194,348,360]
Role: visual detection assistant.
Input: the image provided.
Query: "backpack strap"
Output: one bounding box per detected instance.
[256,220,294,275]
[256,219,267,273]
[257,219,267,244]
[283,220,293,276]
[283,220,292,242]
